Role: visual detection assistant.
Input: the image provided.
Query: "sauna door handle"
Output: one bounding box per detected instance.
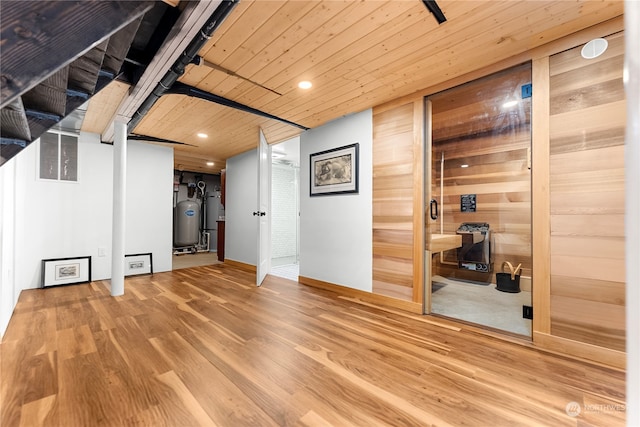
[429,199,438,220]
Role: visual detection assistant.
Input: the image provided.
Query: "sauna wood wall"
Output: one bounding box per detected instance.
[373,19,625,368]
[548,32,626,352]
[372,102,423,303]
[430,65,532,282]
[370,19,625,367]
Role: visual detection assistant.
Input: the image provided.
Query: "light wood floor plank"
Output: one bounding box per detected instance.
[0,264,626,426]
[19,395,56,427]
[155,370,219,427]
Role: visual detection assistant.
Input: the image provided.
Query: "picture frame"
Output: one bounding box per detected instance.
[42,256,91,288]
[125,253,153,276]
[310,143,359,196]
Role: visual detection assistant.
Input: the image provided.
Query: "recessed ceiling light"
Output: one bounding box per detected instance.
[206,161,214,166]
[581,38,608,59]
[502,100,518,108]
[298,81,312,90]
[197,133,208,138]
[461,164,469,168]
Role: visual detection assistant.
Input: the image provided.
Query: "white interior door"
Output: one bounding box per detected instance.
[256,129,271,286]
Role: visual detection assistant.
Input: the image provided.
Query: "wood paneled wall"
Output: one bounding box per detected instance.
[548,32,626,352]
[369,20,626,367]
[372,102,422,302]
[430,64,532,282]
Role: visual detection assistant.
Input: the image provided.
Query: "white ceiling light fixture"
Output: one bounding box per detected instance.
[298,81,312,90]
[581,38,608,59]
[461,164,469,168]
[197,132,208,138]
[206,161,214,166]
[502,100,518,108]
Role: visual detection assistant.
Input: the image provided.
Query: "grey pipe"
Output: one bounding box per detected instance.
[127,0,239,133]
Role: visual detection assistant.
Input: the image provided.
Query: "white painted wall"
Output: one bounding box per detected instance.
[225,148,258,266]
[126,141,173,272]
[299,110,373,292]
[0,134,173,337]
[14,132,113,288]
[0,159,17,336]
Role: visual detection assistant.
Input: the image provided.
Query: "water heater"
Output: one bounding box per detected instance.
[174,200,200,247]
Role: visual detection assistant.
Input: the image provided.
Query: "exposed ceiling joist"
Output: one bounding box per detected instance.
[99,0,227,141]
[0,0,154,165]
[0,1,153,109]
[127,0,240,134]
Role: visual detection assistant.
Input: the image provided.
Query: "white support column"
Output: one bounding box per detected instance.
[111,119,128,296]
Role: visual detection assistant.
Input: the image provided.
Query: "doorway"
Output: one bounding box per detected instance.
[425,63,533,337]
[269,137,300,281]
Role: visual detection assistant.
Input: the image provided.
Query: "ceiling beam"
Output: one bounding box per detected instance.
[421,0,447,24]
[167,82,310,131]
[128,134,197,146]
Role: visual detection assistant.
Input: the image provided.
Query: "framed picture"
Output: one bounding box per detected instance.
[42,256,91,288]
[125,253,153,276]
[310,143,359,196]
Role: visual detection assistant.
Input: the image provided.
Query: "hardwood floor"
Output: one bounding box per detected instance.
[1,264,625,426]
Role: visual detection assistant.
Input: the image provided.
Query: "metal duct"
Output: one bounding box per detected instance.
[127,0,239,133]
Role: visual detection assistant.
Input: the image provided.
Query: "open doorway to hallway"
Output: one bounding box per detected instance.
[270,137,300,282]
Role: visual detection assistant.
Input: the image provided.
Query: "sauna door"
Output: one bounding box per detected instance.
[425,63,533,337]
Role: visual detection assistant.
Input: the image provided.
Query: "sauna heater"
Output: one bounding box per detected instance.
[456,222,492,273]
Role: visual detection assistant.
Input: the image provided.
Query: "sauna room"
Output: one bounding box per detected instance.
[371,28,627,369]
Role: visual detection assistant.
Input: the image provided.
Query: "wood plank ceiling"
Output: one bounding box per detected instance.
[80,0,623,175]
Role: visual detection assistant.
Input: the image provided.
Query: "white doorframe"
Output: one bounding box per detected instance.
[256,129,271,286]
